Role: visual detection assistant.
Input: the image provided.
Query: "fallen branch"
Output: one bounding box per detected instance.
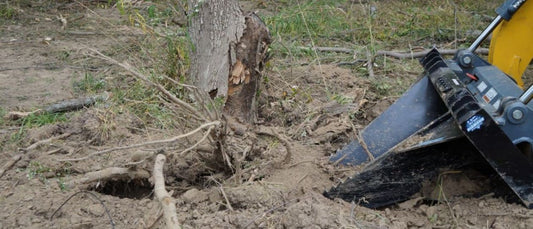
[0,154,22,178]
[59,121,220,162]
[300,46,354,53]
[67,167,150,187]
[375,48,489,59]
[301,46,489,59]
[21,132,72,152]
[5,94,108,120]
[153,154,181,229]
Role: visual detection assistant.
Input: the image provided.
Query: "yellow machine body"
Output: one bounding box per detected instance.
[489,0,533,88]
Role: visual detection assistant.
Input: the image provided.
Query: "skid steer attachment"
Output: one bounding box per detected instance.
[326,0,533,209]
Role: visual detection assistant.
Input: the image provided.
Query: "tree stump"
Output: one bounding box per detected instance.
[188,0,271,123]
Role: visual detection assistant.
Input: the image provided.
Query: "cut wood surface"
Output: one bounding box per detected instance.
[224,13,271,123]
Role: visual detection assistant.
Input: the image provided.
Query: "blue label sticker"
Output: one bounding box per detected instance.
[466,115,485,132]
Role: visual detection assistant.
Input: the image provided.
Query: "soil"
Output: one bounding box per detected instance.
[1,1,532,229]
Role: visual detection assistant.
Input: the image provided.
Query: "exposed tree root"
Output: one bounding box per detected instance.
[0,154,22,179]
[59,121,220,162]
[50,191,115,229]
[255,126,292,166]
[22,132,72,152]
[153,154,181,229]
[67,167,150,188]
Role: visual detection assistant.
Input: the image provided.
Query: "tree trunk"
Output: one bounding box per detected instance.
[188,0,271,123]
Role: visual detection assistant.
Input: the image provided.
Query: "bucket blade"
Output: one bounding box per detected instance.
[325,138,487,208]
[331,76,448,165]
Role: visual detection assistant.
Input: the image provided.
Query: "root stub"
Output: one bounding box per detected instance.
[67,167,151,188]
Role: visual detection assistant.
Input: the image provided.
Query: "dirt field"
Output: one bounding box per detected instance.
[1,1,532,229]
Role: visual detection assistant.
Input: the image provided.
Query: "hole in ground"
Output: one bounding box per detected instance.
[91,178,153,199]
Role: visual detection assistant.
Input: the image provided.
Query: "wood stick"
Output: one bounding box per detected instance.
[0,154,22,178]
[219,186,234,211]
[59,121,220,162]
[375,48,489,59]
[366,48,375,78]
[67,167,150,187]
[153,154,181,229]
[22,132,72,152]
[5,94,108,120]
[302,46,489,58]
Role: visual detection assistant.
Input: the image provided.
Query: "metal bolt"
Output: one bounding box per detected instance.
[512,109,524,120]
[462,56,472,65]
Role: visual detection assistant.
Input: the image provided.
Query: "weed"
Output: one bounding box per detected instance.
[0,107,6,126]
[331,93,353,105]
[371,80,392,96]
[26,161,51,182]
[16,112,67,129]
[74,72,106,94]
[0,3,17,20]
[57,178,68,191]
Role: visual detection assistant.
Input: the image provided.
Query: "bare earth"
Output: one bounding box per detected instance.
[1,2,532,229]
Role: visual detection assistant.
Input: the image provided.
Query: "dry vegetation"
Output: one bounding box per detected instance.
[0,0,532,228]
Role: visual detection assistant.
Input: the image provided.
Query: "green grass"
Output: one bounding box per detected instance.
[0,107,6,126]
[17,112,67,128]
[0,4,17,20]
[26,161,51,181]
[4,112,68,147]
[264,0,500,59]
[73,72,107,94]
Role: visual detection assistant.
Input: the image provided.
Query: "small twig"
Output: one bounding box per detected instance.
[297,173,309,184]
[146,211,164,229]
[153,154,181,229]
[0,154,22,178]
[365,47,375,78]
[21,133,72,152]
[356,131,375,161]
[88,48,206,121]
[219,186,234,211]
[299,46,355,53]
[45,148,63,155]
[50,191,115,229]
[288,160,314,168]
[60,121,220,162]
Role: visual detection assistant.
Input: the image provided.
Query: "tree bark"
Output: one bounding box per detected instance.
[188,0,245,97]
[188,0,271,123]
